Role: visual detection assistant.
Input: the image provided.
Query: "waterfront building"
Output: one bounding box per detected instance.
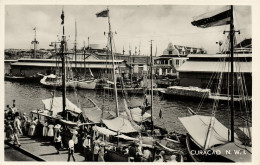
[8,57,129,79]
[177,38,252,96]
[177,54,252,96]
[153,43,205,77]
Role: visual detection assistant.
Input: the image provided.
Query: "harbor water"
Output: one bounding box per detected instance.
[5,81,251,134]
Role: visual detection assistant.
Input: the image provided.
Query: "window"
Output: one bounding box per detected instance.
[176,60,179,65]
[169,51,172,55]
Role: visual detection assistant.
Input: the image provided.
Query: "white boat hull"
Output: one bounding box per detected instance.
[40,75,96,89]
[77,80,97,89]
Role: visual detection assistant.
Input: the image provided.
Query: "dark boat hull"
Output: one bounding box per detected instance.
[186,134,233,162]
[5,75,43,83]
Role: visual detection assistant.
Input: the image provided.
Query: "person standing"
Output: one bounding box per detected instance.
[47,122,54,141]
[13,112,22,147]
[67,135,76,162]
[98,142,105,162]
[54,131,62,154]
[28,117,37,136]
[21,113,28,135]
[42,119,48,137]
[93,142,100,161]
[72,129,78,152]
[5,121,14,141]
[54,122,61,139]
[83,134,92,161]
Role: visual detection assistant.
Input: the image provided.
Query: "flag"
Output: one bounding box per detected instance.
[191,6,232,28]
[61,10,65,25]
[96,9,109,17]
[159,109,163,119]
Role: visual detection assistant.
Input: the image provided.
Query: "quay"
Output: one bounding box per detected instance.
[5,136,85,161]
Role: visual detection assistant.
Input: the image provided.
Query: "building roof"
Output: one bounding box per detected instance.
[187,54,252,58]
[11,62,125,69]
[177,61,251,73]
[16,58,124,63]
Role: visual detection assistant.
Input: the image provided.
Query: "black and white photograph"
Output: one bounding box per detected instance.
[1,1,259,163]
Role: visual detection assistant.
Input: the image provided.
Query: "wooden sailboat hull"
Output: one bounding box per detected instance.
[77,80,97,89]
[186,133,233,162]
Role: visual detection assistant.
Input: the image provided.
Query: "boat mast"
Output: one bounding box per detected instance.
[83,41,86,79]
[150,40,154,132]
[74,19,77,79]
[130,45,133,85]
[107,8,119,117]
[230,5,235,142]
[32,28,39,59]
[60,9,67,119]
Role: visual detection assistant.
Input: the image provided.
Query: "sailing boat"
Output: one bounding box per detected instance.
[178,5,252,162]
[76,41,97,90]
[32,9,84,127]
[72,20,97,89]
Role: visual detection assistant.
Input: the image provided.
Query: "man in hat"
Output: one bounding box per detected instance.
[83,133,92,161]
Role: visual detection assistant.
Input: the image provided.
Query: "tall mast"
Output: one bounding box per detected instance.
[83,41,86,79]
[74,19,77,79]
[32,28,39,58]
[230,5,234,142]
[150,40,154,132]
[60,9,67,119]
[129,45,132,85]
[88,37,90,53]
[108,8,119,117]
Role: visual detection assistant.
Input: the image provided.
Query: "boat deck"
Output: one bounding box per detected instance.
[5,136,85,161]
[208,95,252,102]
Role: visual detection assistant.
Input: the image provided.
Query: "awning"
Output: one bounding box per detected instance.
[42,97,82,115]
[102,117,138,133]
[93,126,117,136]
[179,115,238,150]
[115,134,139,141]
[82,107,115,123]
[120,107,151,123]
[213,142,252,162]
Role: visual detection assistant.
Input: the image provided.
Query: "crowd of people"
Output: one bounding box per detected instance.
[4,101,183,162]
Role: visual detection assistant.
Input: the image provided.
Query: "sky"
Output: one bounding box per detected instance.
[5,5,251,55]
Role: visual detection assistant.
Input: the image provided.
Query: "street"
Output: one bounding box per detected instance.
[5,144,36,161]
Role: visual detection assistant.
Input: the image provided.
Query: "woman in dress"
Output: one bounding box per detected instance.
[28,117,37,136]
[42,119,48,137]
[47,122,54,141]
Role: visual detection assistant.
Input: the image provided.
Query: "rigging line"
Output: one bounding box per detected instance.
[236,62,252,127]
[196,67,218,112]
